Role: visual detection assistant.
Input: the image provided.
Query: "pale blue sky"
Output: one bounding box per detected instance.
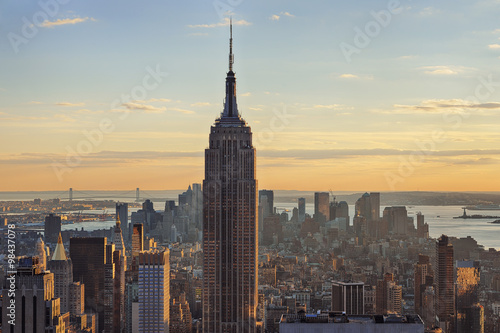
[1,0,500,191]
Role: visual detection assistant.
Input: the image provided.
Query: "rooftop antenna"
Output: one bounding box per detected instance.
[229,17,234,72]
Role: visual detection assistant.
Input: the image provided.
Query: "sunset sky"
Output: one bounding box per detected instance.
[1,0,500,192]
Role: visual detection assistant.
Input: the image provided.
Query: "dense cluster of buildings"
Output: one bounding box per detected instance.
[2,188,499,332]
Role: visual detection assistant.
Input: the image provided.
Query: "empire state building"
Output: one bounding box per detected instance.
[202,23,258,333]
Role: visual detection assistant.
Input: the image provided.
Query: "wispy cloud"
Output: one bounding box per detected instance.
[313,104,344,110]
[0,113,49,121]
[56,102,85,107]
[385,99,500,114]
[121,102,166,113]
[241,92,252,97]
[1,151,204,167]
[257,148,500,160]
[339,74,359,79]
[188,17,251,29]
[270,12,295,21]
[190,102,212,107]
[169,108,195,115]
[147,98,172,103]
[488,44,500,49]
[397,55,418,60]
[419,65,472,75]
[418,7,440,17]
[54,114,77,122]
[41,17,96,28]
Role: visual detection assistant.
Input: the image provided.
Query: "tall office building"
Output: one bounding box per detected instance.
[376,273,395,314]
[331,281,365,315]
[1,257,67,332]
[258,191,273,244]
[456,260,481,333]
[45,213,61,243]
[48,233,73,313]
[298,198,306,223]
[369,192,380,222]
[414,254,433,318]
[383,206,409,235]
[116,202,128,241]
[69,281,85,316]
[463,304,484,333]
[104,243,116,333]
[70,237,107,332]
[203,22,258,332]
[138,250,170,333]
[132,223,144,255]
[436,235,455,330]
[314,192,329,224]
[387,283,403,314]
[113,215,127,272]
[259,190,274,215]
[103,243,125,333]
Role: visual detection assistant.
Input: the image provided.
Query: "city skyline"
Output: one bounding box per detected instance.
[1,0,500,192]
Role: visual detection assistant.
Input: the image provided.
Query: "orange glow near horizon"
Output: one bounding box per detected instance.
[1,155,499,192]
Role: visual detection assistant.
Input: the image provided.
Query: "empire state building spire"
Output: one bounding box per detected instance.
[220,19,243,122]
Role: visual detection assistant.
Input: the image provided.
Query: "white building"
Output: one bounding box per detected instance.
[138,250,170,333]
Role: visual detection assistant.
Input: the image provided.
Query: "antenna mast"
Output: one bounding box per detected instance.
[229,18,234,72]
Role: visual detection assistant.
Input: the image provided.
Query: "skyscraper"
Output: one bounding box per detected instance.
[259,190,274,216]
[383,206,409,235]
[203,22,258,332]
[48,233,73,313]
[314,192,329,224]
[414,254,433,318]
[436,235,455,331]
[331,281,365,315]
[45,213,61,243]
[456,260,481,333]
[138,250,170,333]
[1,257,67,332]
[116,202,128,241]
[132,223,144,255]
[298,198,305,223]
[70,237,107,332]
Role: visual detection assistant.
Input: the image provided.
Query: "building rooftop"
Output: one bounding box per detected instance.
[280,313,424,325]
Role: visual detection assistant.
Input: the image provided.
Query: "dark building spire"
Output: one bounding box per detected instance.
[221,19,240,119]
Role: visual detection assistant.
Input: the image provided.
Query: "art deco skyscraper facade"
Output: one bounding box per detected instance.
[436,234,455,330]
[203,23,258,333]
[48,233,73,313]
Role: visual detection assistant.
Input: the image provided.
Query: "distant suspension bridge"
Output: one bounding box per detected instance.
[50,188,173,202]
